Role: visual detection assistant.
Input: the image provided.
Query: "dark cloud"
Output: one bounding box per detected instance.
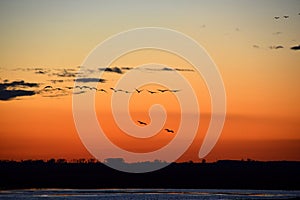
[0,80,39,100]
[290,45,300,50]
[98,67,123,74]
[0,80,39,90]
[75,78,106,83]
[0,90,35,100]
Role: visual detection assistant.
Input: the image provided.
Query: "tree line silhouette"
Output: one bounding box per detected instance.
[0,159,299,190]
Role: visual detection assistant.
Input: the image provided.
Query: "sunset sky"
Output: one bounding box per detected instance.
[0,0,299,162]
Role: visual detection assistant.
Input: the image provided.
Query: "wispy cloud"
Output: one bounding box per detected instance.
[143,67,194,72]
[49,79,64,84]
[269,45,284,50]
[37,86,69,98]
[35,70,49,74]
[272,31,283,35]
[48,79,74,84]
[121,67,133,71]
[52,69,79,78]
[175,68,194,72]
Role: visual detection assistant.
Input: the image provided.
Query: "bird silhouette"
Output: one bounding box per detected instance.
[147,90,156,94]
[65,86,73,90]
[283,15,289,18]
[75,86,83,89]
[98,89,107,93]
[157,89,169,93]
[89,87,97,90]
[122,90,132,94]
[169,89,181,93]
[110,87,117,92]
[135,88,143,93]
[274,16,280,19]
[137,120,147,125]
[165,128,174,133]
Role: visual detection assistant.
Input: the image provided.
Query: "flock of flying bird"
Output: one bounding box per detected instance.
[137,120,175,133]
[274,15,290,20]
[72,85,181,94]
[41,85,181,95]
[253,13,300,50]
[41,85,179,134]
[39,13,300,135]
[135,14,300,137]
[274,12,300,20]
[110,87,180,94]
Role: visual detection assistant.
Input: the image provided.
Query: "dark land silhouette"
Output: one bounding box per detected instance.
[0,159,299,190]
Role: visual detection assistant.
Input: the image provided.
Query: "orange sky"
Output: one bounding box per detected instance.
[0,1,299,162]
[1,93,299,162]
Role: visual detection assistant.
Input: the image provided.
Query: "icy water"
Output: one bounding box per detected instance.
[0,189,299,199]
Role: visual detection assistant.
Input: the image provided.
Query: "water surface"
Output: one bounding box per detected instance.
[0,189,299,199]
